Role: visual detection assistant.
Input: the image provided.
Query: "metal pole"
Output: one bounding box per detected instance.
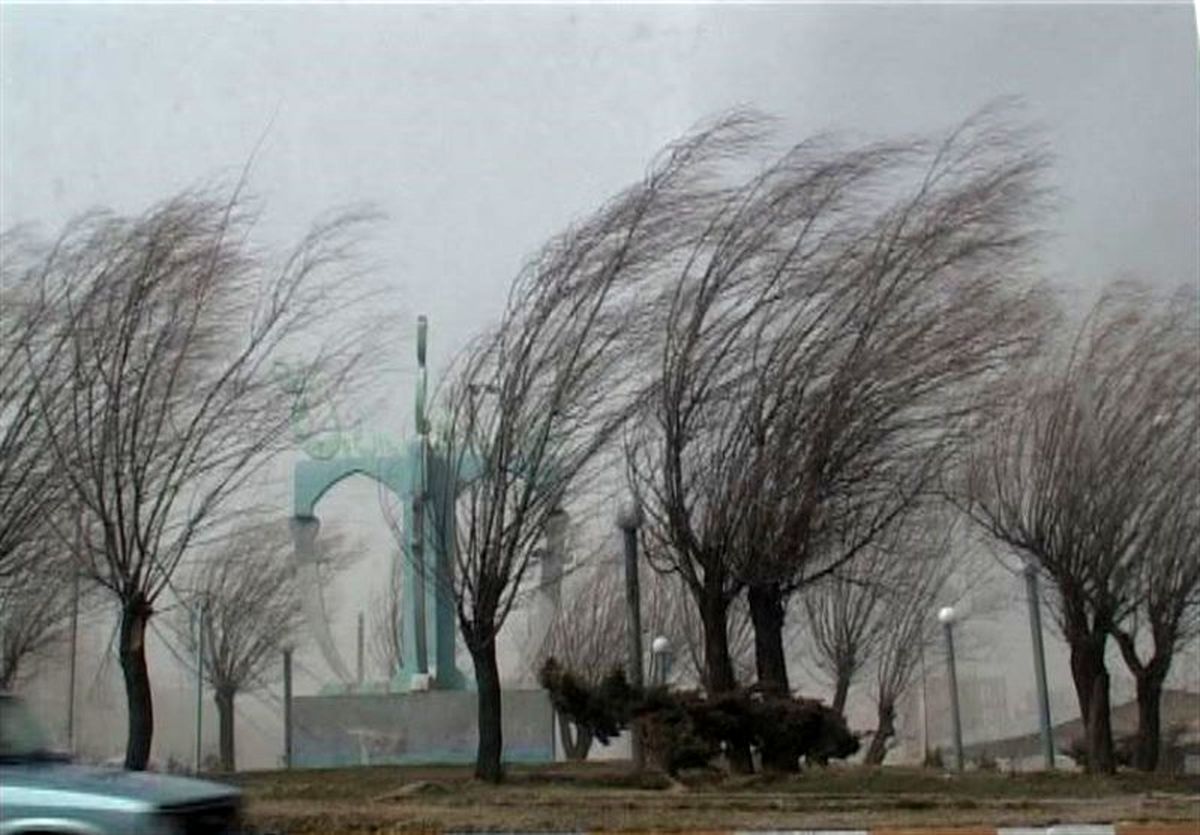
[66,566,80,753]
[1024,562,1055,770]
[919,639,929,765]
[943,620,965,773]
[356,611,365,688]
[66,510,83,753]
[283,648,294,769]
[194,602,205,773]
[620,520,644,771]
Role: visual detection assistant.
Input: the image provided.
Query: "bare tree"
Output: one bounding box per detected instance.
[429,116,752,782]
[0,231,69,580]
[963,284,1193,774]
[862,521,958,765]
[18,190,374,769]
[626,122,900,771]
[0,542,78,690]
[629,104,1049,761]
[733,106,1049,707]
[368,552,404,680]
[531,566,626,760]
[642,567,755,690]
[801,547,891,717]
[172,522,303,772]
[1105,287,1199,772]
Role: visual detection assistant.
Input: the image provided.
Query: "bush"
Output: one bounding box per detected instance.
[636,688,721,773]
[539,657,859,775]
[538,658,631,745]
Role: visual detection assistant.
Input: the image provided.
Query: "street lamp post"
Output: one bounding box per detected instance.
[1023,560,1055,770]
[650,635,673,687]
[617,499,645,771]
[193,600,206,773]
[938,606,965,773]
[282,646,294,769]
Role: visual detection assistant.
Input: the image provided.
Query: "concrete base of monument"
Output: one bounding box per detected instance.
[292,688,555,767]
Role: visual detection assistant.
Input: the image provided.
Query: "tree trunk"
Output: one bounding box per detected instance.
[215,687,236,772]
[557,711,593,761]
[119,597,154,771]
[747,582,790,696]
[1086,667,1115,774]
[470,638,504,783]
[831,672,851,717]
[1132,669,1165,772]
[699,589,754,774]
[1112,627,1171,773]
[864,699,896,766]
[1067,635,1115,774]
[748,583,798,772]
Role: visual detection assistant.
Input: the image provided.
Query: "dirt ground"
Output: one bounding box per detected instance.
[228,762,1200,834]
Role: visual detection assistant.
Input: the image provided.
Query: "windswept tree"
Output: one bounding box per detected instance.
[642,567,756,690]
[801,547,892,717]
[626,124,902,769]
[16,190,375,769]
[532,566,627,760]
[964,284,1194,774]
[731,106,1050,706]
[368,553,404,680]
[429,116,755,782]
[629,104,1050,755]
[172,521,305,772]
[0,232,69,580]
[1104,288,1198,771]
[0,540,80,690]
[861,521,958,765]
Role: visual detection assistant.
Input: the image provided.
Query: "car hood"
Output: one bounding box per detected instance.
[0,761,241,809]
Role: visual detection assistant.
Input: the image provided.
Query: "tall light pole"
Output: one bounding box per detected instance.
[938,606,965,773]
[617,498,645,771]
[282,646,294,769]
[919,638,930,765]
[1023,560,1055,769]
[193,599,206,773]
[66,563,80,754]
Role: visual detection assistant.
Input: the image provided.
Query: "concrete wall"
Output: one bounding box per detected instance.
[293,689,553,767]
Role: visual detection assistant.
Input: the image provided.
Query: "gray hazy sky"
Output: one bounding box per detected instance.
[3,3,1197,368]
[3,3,1198,767]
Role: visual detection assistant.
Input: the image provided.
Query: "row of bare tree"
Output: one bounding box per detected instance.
[424,104,1196,780]
[2,103,1193,782]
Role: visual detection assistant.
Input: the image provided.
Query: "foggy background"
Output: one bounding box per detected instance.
[2,3,1197,769]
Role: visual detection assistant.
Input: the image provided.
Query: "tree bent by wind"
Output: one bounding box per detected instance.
[425,115,759,783]
[15,191,374,770]
[628,103,1050,772]
[964,283,1198,774]
[171,521,310,772]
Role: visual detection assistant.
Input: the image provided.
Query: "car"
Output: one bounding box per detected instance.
[0,692,243,834]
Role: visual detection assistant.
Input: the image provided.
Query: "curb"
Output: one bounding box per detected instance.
[448,827,1199,835]
[737,829,1197,835]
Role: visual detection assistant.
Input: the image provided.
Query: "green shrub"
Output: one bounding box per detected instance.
[539,657,859,775]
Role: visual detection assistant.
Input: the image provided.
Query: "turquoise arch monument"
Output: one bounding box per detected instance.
[289,316,468,692]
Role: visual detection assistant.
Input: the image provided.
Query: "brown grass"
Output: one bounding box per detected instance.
[226,762,1200,834]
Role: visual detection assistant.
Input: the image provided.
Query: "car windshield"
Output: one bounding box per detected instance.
[0,695,55,761]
